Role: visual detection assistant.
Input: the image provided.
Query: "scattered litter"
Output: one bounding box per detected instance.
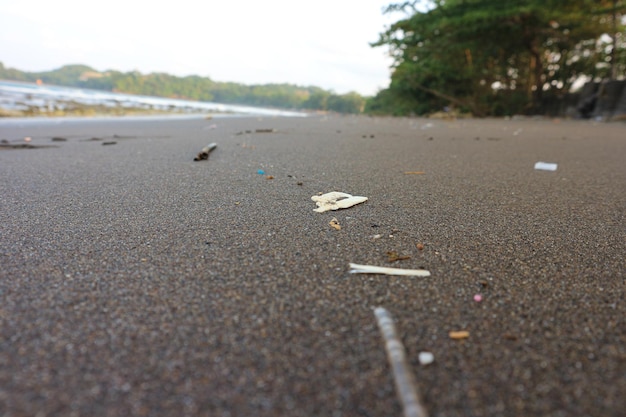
[513,128,523,136]
[374,307,429,417]
[416,243,424,251]
[473,294,483,302]
[534,161,558,171]
[102,141,117,146]
[449,330,470,340]
[503,333,518,341]
[208,124,217,129]
[386,251,411,262]
[257,169,265,175]
[193,143,217,161]
[372,234,382,239]
[255,128,275,133]
[311,191,368,213]
[404,171,425,175]
[266,175,274,180]
[297,182,303,186]
[24,137,31,142]
[0,143,42,149]
[420,123,434,130]
[478,280,489,288]
[349,263,430,277]
[418,352,435,366]
[329,218,341,230]
[51,137,67,142]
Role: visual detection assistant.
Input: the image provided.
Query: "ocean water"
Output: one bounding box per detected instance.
[0,80,305,118]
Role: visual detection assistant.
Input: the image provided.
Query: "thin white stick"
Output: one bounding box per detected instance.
[350,263,430,277]
[374,307,428,417]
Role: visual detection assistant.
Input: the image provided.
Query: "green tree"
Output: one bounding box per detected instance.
[372,0,625,116]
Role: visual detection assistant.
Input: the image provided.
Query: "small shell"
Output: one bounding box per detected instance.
[312,191,368,213]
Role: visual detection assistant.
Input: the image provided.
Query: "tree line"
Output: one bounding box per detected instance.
[0,62,366,114]
[368,0,625,116]
[2,2,623,118]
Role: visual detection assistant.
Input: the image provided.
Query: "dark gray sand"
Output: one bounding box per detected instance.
[1,115,624,417]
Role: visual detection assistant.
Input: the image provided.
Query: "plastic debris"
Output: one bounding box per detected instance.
[329,217,341,230]
[193,143,217,161]
[418,352,435,366]
[416,243,425,251]
[534,161,558,171]
[473,294,483,302]
[266,175,274,180]
[257,169,265,175]
[449,330,470,340]
[374,307,429,417]
[349,263,430,277]
[311,191,368,213]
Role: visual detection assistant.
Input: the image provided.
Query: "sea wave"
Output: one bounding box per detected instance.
[0,80,306,117]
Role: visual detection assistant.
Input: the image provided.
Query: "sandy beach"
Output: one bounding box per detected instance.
[1,114,624,416]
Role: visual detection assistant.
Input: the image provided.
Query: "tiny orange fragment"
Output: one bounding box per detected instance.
[329,218,341,230]
[449,330,470,340]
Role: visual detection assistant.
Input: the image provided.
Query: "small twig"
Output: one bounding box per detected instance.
[194,143,217,161]
[374,307,428,417]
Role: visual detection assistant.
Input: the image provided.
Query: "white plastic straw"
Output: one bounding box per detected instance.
[374,307,429,417]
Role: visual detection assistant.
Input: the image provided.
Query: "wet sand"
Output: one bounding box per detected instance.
[1,115,625,416]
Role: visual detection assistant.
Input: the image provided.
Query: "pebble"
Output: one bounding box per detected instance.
[418,351,435,365]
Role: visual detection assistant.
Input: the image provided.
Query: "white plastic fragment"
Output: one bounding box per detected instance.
[311,191,368,213]
[534,161,558,171]
[374,307,429,417]
[349,263,431,277]
[418,352,435,366]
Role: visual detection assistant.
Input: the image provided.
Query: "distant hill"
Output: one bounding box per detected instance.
[0,62,366,114]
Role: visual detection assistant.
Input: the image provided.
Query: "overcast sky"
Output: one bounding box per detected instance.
[0,1,408,96]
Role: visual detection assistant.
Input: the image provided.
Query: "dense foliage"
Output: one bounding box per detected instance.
[369,0,626,116]
[0,62,366,114]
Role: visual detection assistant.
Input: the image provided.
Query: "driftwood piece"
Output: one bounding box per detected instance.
[194,143,217,161]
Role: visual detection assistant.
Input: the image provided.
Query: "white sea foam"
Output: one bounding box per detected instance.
[0,80,306,117]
